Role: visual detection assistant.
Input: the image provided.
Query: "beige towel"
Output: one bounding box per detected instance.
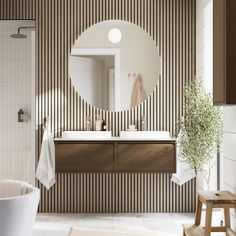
[131,74,147,108]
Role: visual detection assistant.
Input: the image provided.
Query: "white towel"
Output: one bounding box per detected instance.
[36,119,55,190]
[171,127,196,186]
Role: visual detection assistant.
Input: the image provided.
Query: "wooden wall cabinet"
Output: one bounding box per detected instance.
[213,0,236,105]
[55,140,176,173]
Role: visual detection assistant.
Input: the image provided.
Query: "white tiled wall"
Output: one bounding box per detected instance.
[0,21,35,184]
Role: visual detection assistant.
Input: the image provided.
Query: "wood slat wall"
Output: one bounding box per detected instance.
[0,0,36,20]
[40,173,196,213]
[0,0,196,213]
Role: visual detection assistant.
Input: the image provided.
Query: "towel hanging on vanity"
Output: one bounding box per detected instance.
[171,126,196,186]
[131,74,147,107]
[36,118,55,190]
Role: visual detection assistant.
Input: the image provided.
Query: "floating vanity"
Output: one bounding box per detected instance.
[54,131,176,173]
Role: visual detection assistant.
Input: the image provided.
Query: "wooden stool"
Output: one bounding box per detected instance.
[183,191,236,236]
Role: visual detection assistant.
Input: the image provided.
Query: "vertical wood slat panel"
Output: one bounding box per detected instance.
[0,0,36,19]
[39,0,195,212]
[1,0,196,213]
[38,174,196,213]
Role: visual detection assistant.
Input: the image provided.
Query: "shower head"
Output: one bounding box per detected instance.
[10,33,27,39]
[10,26,35,39]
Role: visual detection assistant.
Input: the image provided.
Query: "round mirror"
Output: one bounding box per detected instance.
[69,20,161,111]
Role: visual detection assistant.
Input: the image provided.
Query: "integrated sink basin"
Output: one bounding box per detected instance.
[62,131,112,140]
[120,131,171,140]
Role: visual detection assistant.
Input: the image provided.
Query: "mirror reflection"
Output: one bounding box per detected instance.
[69,20,161,111]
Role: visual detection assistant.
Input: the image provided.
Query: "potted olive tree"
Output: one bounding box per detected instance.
[178,79,223,190]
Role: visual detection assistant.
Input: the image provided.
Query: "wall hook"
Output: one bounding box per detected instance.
[18,109,24,122]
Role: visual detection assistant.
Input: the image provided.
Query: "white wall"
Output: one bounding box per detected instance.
[196,0,217,190]
[70,55,114,110]
[196,0,217,192]
[197,0,235,229]
[70,56,105,109]
[196,0,213,93]
[72,20,161,110]
[0,20,35,184]
[223,107,236,229]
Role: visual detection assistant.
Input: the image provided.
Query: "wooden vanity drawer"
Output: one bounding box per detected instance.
[55,142,114,172]
[55,140,176,173]
[115,142,176,172]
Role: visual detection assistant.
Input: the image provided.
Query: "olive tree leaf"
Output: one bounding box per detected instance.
[178,80,223,171]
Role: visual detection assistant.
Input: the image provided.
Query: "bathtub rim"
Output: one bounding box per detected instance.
[0,184,40,201]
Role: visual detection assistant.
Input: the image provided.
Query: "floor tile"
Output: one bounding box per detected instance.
[33,212,227,236]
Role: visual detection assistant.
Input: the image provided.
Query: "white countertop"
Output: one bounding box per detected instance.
[54,137,176,141]
[55,131,175,141]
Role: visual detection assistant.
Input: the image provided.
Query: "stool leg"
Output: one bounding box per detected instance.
[204,203,213,236]
[195,196,203,226]
[224,207,231,235]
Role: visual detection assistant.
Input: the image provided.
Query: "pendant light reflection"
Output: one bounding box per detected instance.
[108,28,122,44]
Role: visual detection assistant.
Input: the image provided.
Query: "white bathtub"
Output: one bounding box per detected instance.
[0,180,40,236]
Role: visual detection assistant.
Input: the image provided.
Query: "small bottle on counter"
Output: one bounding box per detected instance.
[95,115,102,131]
[102,120,107,131]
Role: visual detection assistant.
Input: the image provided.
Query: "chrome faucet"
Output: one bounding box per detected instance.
[141,114,145,131]
[86,115,91,131]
